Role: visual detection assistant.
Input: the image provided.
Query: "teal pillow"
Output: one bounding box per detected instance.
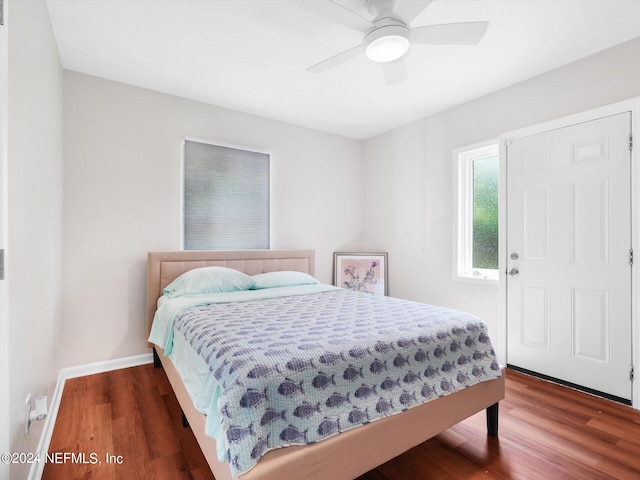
[251,271,320,289]
[163,266,255,297]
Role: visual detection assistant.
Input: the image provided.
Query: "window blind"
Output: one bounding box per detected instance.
[183,140,270,250]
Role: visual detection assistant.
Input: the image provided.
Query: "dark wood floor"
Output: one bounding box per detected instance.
[43,365,640,480]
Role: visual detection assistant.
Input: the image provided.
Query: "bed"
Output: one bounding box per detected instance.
[146,249,505,480]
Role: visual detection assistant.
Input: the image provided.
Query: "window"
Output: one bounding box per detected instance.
[455,141,499,282]
[183,139,270,250]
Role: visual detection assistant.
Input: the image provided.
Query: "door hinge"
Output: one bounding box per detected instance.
[631,365,635,382]
[630,249,634,266]
[0,249,4,280]
[630,134,633,151]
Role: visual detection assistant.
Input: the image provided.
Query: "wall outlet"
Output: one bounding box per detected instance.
[25,394,48,434]
[25,394,31,434]
[32,396,48,421]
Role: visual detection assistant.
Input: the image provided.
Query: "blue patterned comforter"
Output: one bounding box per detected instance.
[158,287,501,476]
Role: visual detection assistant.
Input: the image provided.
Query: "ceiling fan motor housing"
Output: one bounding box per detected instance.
[364,18,411,62]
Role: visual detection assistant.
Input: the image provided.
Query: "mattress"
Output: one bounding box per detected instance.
[149,285,501,476]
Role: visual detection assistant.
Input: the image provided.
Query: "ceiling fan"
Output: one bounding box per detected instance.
[301,0,489,85]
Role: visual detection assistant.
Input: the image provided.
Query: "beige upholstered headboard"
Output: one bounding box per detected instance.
[146,249,315,339]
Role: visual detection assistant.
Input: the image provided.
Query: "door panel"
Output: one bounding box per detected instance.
[572,287,609,363]
[507,112,632,401]
[572,179,608,263]
[522,186,550,261]
[520,284,550,349]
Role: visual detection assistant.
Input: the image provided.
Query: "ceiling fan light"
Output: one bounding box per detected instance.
[364,23,411,63]
[366,35,410,62]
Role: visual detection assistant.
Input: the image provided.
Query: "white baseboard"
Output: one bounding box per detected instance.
[62,352,153,379]
[28,353,153,480]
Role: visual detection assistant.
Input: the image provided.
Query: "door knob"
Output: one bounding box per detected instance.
[508,268,519,277]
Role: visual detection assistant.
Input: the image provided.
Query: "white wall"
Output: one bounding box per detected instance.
[0,0,9,477]
[7,0,64,478]
[60,71,364,368]
[362,36,640,358]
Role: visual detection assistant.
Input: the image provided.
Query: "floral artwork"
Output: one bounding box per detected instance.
[342,260,379,293]
[334,252,387,295]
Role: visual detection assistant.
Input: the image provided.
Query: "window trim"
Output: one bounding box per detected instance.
[453,140,499,285]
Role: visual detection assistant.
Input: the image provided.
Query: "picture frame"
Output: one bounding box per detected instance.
[333,252,388,296]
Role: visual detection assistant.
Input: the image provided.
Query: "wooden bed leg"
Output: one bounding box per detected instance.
[182,410,190,429]
[486,402,499,436]
[153,347,162,369]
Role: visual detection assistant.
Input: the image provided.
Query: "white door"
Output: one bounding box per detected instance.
[506,112,632,401]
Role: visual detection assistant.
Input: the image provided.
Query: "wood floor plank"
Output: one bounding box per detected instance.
[43,366,214,480]
[43,366,640,480]
[111,412,150,479]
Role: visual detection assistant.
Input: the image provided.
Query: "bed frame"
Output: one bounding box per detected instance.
[146,249,505,480]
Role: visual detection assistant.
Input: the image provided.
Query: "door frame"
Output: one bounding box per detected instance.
[498,98,640,410]
[0,0,9,475]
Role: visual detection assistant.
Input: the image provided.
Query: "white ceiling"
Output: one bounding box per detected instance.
[46,0,640,140]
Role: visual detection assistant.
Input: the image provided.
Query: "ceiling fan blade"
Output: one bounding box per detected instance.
[382,57,408,85]
[307,44,365,73]
[300,0,374,32]
[411,21,490,45]
[393,0,434,25]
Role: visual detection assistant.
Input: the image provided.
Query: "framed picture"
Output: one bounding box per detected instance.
[334,252,388,296]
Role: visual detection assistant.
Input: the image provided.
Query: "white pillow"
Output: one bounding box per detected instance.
[163,266,255,297]
[251,271,320,289]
